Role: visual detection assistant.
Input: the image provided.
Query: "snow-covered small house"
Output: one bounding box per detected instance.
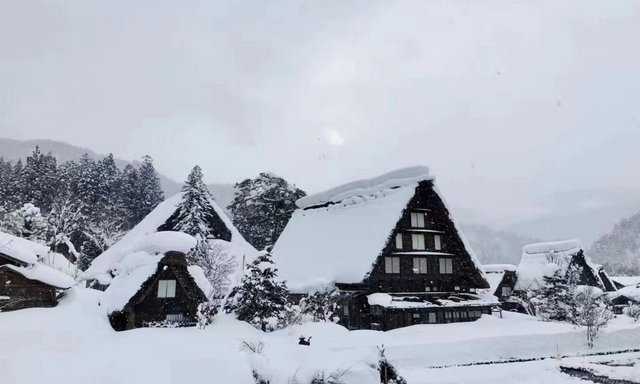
[482,264,526,313]
[83,192,256,288]
[514,240,617,293]
[101,232,213,331]
[273,166,493,331]
[0,231,75,311]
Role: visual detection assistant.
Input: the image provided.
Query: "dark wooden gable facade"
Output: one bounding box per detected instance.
[0,253,65,311]
[108,251,207,331]
[363,180,488,293]
[333,180,492,331]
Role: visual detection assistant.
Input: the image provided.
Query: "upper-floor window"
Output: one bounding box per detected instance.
[395,233,403,250]
[385,257,400,274]
[413,257,428,274]
[439,258,453,274]
[412,234,426,250]
[158,280,176,298]
[501,286,513,296]
[434,234,442,251]
[410,212,425,228]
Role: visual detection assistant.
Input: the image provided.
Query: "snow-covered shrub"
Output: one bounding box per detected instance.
[4,203,50,242]
[224,252,291,332]
[528,270,576,322]
[196,301,218,329]
[300,288,339,322]
[378,345,407,384]
[252,370,270,384]
[572,286,613,348]
[309,369,350,384]
[623,304,640,322]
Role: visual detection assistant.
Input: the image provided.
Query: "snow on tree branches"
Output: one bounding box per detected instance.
[228,173,305,250]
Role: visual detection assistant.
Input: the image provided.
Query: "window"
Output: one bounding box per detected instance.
[411,234,426,250]
[439,258,453,274]
[502,286,513,296]
[412,257,427,274]
[454,286,461,291]
[165,313,184,322]
[410,212,425,228]
[425,286,431,292]
[385,257,400,274]
[428,312,437,323]
[395,233,403,250]
[412,313,420,319]
[157,280,176,298]
[434,235,442,251]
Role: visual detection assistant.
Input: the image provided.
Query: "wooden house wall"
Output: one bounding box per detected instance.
[110,263,206,331]
[366,180,488,294]
[0,268,58,311]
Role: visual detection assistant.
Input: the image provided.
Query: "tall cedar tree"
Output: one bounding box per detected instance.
[224,252,289,331]
[228,173,306,250]
[20,147,58,213]
[159,166,231,267]
[135,155,164,223]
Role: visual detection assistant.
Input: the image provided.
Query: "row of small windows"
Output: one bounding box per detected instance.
[385,257,453,274]
[395,233,443,251]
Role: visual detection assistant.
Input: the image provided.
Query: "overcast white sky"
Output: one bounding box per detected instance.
[1,0,639,223]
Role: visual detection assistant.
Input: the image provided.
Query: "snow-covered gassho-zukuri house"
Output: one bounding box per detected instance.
[272,166,494,331]
[514,239,618,293]
[100,232,213,331]
[0,231,75,311]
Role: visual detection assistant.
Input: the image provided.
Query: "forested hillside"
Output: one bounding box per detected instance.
[590,211,640,276]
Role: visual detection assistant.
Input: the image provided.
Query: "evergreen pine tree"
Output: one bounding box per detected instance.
[0,158,13,212]
[529,269,576,322]
[119,164,141,229]
[224,252,290,331]
[135,155,164,223]
[228,173,306,250]
[20,146,58,213]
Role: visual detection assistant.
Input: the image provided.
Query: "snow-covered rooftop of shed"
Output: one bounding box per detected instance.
[367,293,498,309]
[85,192,256,281]
[516,239,592,291]
[2,263,75,289]
[0,231,49,265]
[296,166,432,209]
[273,167,485,293]
[101,252,162,313]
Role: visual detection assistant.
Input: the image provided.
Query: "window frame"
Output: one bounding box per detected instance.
[395,233,403,250]
[434,234,442,251]
[157,279,177,298]
[412,257,428,274]
[385,257,401,274]
[410,212,425,228]
[411,234,426,250]
[439,258,453,274]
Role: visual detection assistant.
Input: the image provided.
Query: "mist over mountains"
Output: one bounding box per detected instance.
[2,137,639,268]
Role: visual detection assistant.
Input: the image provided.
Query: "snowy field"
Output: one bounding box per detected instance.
[2,288,640,384]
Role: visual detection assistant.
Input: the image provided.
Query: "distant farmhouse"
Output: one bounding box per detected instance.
[0,231,74,311]
[273,166,495,331]
[514,240,617,293]
[482,264,523,312]
[101,236,213,331]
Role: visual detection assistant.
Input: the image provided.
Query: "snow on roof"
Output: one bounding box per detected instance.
[274,181,419,293]
[136,231,197,255]
[0,231,49,265]
[187,265,213,298]
[366,293,498,309]
[273,167,485,293]
[515,239,593,291]
[296,166,432,209]
[2,263,75,289]
[610,285,640,302]
[612,276,640,287]
[100,252,163,313]
[85,192,256,281]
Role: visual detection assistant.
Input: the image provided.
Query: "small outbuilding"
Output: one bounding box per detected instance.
[102,248,213,331]
[0,231,75,311]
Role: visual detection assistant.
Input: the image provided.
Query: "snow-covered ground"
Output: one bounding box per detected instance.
[2,288,640,384]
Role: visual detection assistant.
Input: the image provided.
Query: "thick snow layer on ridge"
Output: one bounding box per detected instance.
[612,276,640,287]
[523,239,583,255]
[611,285,640,302]
[2,263,75,289]
[101,252,163,313]
[136,231,197,255]
[0,231,49,265]
[274,183,419,292]
[296,166,432,209]
[187,265,213,298]
[85,192,256,281]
